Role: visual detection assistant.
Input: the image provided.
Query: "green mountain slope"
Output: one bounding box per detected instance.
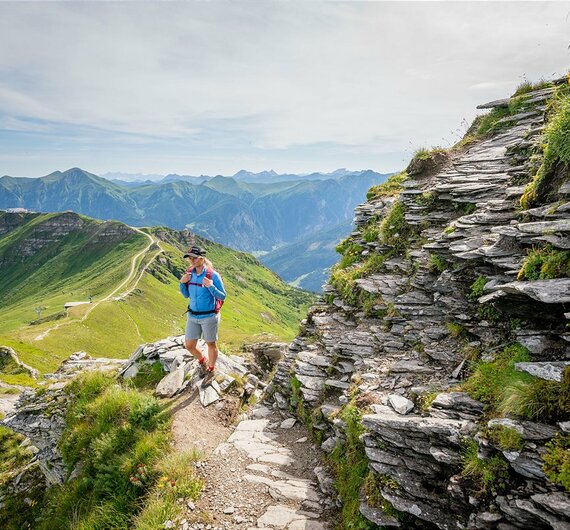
[0,212,314,382]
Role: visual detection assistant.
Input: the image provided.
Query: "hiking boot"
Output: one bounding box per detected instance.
[201,369,215,388]
[198,361,208,377]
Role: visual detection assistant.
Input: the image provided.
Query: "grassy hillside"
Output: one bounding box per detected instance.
[0,212,314,382]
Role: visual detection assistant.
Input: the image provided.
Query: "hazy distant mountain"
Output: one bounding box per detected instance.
[229,168,378,184]
[101,171,165,182]
[160,174,212,185]
[259,222,350,292]
[103,168,386,185]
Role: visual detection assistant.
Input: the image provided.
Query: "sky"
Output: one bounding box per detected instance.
[0,1,569,178]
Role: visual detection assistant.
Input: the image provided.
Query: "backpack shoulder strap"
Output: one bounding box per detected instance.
[206,267,214,279]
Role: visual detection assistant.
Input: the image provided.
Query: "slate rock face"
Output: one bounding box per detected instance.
[268,80,570,529]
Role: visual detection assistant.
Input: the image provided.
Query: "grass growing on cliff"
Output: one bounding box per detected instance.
[133,451,203,529]
[380,201,419,252]
[517,245,570,280]
[543,433,570,491]
[512,79,552,97]
[461,439,509,495]
[35,370,202,530]
[486,425,524,452]
[464,345,570,421]
[520,83,570,209]
[499,368,570,422]
[0,425,44,529]
[464,344,532,411]
[366,171,408,201]
[474,95,530,137]
[328,405,379,530]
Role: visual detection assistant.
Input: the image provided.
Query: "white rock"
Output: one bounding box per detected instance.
[199,381,221,407]
[155,366,185,398]
[388,394,415,415]
[280,418,297,429]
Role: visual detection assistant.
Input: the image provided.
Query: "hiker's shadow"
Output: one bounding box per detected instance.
[167,386,199,415]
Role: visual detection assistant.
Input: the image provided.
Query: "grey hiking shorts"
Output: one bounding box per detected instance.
[185,314,220,343]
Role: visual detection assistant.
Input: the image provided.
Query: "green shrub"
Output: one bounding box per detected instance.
[454,202,477,215]
[469,276,487,301]
[461,439,509,495]
[517,245,570,281]
[367,171,408,201]
[417,391,439,412]
[543,434,570,491]
[477,303,502,324]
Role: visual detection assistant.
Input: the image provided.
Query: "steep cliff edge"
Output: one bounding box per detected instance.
[268,77,570,529]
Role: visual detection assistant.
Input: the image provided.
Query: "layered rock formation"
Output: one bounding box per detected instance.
[268,79,570,528]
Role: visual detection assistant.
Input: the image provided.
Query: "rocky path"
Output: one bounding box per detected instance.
[175,402,335,530]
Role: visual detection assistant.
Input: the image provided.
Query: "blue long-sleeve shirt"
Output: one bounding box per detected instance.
[179,268,226,319]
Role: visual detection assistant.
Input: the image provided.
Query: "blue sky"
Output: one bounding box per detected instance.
[0,1,569,178]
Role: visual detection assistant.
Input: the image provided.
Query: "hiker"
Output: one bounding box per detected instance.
[179,245,226,387]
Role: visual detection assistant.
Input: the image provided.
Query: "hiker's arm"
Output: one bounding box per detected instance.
[208,273,226,300]
[179,275,190,298]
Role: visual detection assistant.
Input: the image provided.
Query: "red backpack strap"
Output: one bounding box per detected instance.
[206,267,214,279]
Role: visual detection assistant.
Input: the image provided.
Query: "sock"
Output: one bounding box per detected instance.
[198,356,207,364]
[207,366,215,372]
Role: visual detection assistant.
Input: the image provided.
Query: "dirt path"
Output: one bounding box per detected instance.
[34,228,162,341]
[171,392,336,530]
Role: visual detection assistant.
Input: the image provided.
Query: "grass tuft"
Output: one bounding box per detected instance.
[366,171,408,201]
[486,425,524,451]
[461,439,509,495]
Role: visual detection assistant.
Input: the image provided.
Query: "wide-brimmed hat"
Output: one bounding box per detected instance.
[183,245,206,258]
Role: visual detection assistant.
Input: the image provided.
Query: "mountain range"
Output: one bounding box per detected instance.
[0,168,389,290]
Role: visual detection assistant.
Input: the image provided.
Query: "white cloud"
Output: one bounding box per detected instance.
[0,1,569,175]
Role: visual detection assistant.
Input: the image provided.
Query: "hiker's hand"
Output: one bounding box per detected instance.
[181,273,190,283]
[203,276,213,288]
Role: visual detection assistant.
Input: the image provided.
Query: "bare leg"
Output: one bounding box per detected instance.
[206,341,219,368]
[185,339,205,361]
